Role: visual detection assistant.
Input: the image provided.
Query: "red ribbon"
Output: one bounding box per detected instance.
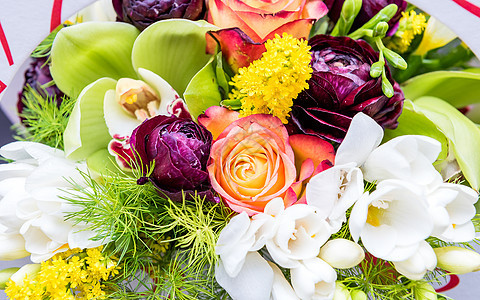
[0,22,14,66]
[452,0,480,18]
[435,274,460,293]
[0,80,6,94]
[50,0,63,32]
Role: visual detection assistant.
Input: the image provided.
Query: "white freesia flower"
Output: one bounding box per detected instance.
[349,180,433,261]
[290,257,336,300]
[319,239,365,269]
[393,241,437,280]
[215,212,270,277]
[306,163,364,233]
[427,182,478,243]
[263,198,331,268]
[0,142,104,262]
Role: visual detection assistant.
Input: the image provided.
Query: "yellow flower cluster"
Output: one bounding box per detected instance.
[388,11,427,53]
[228,33,313,124]
[5,247,119,300]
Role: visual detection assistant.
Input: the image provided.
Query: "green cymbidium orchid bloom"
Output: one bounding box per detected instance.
[51,19,220,171]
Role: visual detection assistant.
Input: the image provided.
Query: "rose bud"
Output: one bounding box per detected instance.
[325,0,407,34]
[130,115,214,201]
[113,0,205,31]
[291,35,404,143]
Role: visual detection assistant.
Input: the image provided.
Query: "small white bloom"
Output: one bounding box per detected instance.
[264,199,332,268]
[393,241,437,280]
[349,180,433,261]
[0,142,104,262]
[216,212,270,277]
[319,239,365,269]
[434,246,480,274]
[290,257,336,300]
[0,232,29,260]
[427,183,478,243]
[306,163,364,233]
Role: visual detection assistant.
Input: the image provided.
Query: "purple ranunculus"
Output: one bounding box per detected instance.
[112,0,205,31]
[290,34,404,143]
[130,115,214,201]
[324,0,407,34]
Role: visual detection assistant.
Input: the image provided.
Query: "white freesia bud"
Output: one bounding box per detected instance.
[0,267,19,289]
[10,264,41,286]
[0,232,29,260]
[434,246,480,274]
[291,257,336,300]
[333,282,352,300]
[414,282,437,300]
[350,289,367,300]
[319,239,365,269]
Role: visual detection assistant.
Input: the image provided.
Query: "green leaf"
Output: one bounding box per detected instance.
[215,52,230,97]
[51,22,139,98]
[64,78,117,160]
[184,57,222,120]
[132,19,217,96]
[413,96,480,190]
[384,100,448,161]
[402,69,480,107]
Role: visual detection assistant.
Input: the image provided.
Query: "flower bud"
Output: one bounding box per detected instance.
[334,282,352,300]
[350,289,367,300]
[10,264,41,286]
[0,233,29,261]
[370,61,384,78]
[373,22,389,38]
[414,282,437,300]
[319,239,365,269]
[434,246,480,274]
[383,48,408,70]
[0,268,20,289]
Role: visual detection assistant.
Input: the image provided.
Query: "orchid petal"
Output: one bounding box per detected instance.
[51,22,139,98]
[63,78,117,160]
[132,19,217,96]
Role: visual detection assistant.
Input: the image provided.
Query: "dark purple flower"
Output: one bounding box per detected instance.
[325,0,407,34]
[17,57,64,119]
[130,115,214,201]
[290,34,404,143]
[112,0,205,31]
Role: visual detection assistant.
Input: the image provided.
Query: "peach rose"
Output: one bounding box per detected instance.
[207,0,328,42]
[200,107,334,215]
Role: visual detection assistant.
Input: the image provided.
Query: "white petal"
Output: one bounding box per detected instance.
[268,262,299,300]
[68,226,105,249]
[216,252,274,300]
[348,193,370,242]
[291,258,336,300]
[393,241,436,280]
[335,113,383,166]
[319,239,365,269]
[361,224,397,259]
[104,89,141,137]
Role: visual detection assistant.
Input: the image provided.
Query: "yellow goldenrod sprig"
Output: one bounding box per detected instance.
[388,10,427,53]
[5,246,119,300]
[227,33,313,124]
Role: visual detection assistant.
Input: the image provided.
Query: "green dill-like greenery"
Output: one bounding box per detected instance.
[31,25,64,58]
[16,87,75,149]
[63,166,232,298]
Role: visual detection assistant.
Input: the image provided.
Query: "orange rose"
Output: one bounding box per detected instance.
[206,112,296,215]
[200,107,334,215]
[207,0,328,42]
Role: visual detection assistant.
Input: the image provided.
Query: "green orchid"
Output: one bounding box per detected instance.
[50,19,221,171]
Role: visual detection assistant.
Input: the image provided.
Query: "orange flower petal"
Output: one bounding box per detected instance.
[289,134,335,175]
[198,106,240,140]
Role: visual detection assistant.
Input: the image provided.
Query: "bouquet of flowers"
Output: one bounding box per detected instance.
[1,0,480,299]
